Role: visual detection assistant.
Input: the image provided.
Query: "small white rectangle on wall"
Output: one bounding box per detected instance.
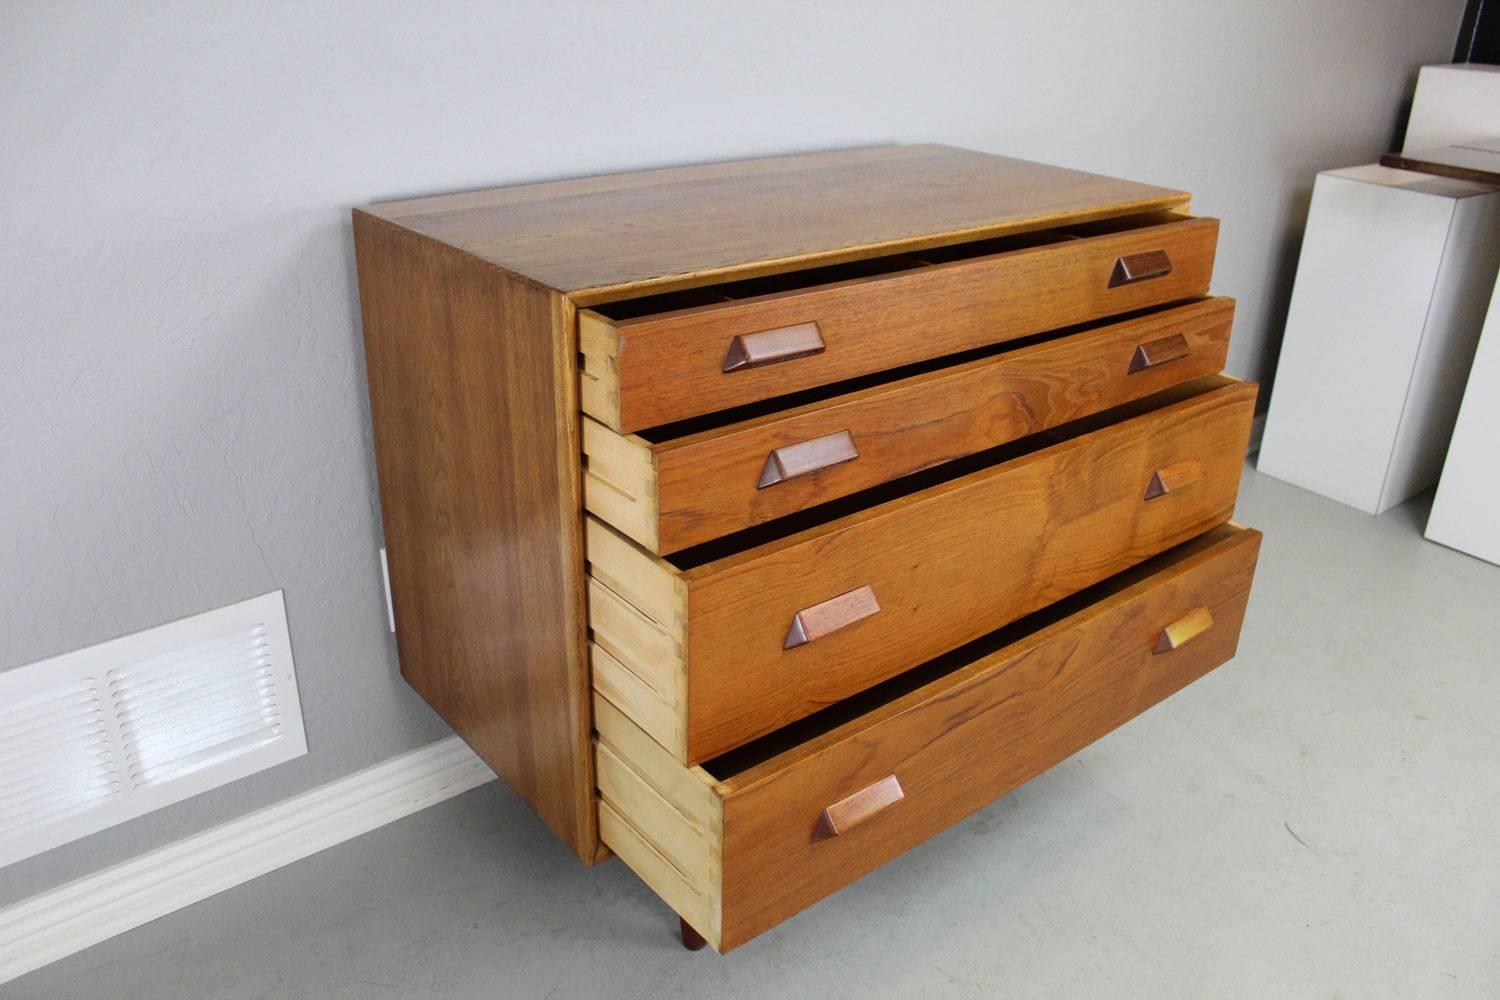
[379,547,395,634]
[0,591,306,869]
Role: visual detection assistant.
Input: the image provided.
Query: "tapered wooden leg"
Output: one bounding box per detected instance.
[680,917,707,951]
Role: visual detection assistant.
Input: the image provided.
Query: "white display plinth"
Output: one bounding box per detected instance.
[1427,274,1500,565]
[1404,63,1500,152]
[1260,165,1500,514]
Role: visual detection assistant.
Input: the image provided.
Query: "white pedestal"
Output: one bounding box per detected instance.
[1259,165,1500,514]
[1427,276,1500,565]
[1404,63,1500,152]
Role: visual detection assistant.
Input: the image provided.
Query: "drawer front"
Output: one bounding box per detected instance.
[679,377,1255,762]
[585,297,1235,555]
[581,214,1218,432]
[593,524,1262,952]
[712,524,1261,949]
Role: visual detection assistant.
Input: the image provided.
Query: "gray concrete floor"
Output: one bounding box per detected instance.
[11,464,1500,1000]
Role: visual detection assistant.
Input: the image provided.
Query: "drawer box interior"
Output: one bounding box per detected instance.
[595,523,1263,953]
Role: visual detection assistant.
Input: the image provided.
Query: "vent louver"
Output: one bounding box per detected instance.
[110,625,281,787]
[0,682,119,838]
[0,592,305,868]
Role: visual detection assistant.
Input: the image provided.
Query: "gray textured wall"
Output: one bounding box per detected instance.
[0,0,1463,904]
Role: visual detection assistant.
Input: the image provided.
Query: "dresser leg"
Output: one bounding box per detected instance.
[679,917,708,952]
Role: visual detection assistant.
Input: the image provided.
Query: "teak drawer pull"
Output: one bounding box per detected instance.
[816,774,904,839]
[722,322,826,372]
[1109,249,1173,287]
[759,430,860,488]
[784,585,881,649]
[1144,459,1205,501]
[1154,606,1214,654]
[1128,333,1191,373]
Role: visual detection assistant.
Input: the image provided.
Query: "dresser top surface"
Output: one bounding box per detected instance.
[361,144,1190,304]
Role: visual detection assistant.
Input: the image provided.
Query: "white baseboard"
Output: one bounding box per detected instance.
[0,735,494,985]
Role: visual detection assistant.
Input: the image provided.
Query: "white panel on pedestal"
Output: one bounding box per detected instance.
[1404,63,1500,152]
[1427,276,1500,565]
[1259,165,1500,514]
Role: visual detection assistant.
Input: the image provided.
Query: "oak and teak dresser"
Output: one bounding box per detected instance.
[353,145,1261,953]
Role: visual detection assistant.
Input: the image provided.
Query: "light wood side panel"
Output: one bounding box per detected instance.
[711,526,1262,950]
[362,145,1191,302]
[584,517,688,758]
[352,210,594,859]
[587,578,683,690]
[582,417,659,552]
[584,297,1235,554]
[585,216,1218,432]
[579,310,623,428]
[591,643,684,760]
[594,696,723,945]
[585,516,685,629]
[595,696,719,820]
[598,801,719,948]
[596,742,714,883]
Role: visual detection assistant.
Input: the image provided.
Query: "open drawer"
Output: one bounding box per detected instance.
[584,297,1236,554]
[586,374,1256,764]
[595,523,1262,952]
[580,211,1219,433]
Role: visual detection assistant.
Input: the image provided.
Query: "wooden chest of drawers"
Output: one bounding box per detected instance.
[353,144,1261,953]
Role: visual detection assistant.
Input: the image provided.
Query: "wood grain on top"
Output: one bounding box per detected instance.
[362,145,1191,303]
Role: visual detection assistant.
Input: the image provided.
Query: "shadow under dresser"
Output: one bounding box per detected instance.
[352,144,1262,953]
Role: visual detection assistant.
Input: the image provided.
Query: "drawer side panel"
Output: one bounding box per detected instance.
[593,697,723,945]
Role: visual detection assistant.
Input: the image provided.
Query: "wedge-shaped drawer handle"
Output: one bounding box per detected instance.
[759,430,860,488]
[1128,333,1190,373]
[816,774,904,839]
[784,585,880,649]
[1109,249,1173,287]
[1154,606,1214,654]
[722,322,825,372]
[1144,459,1205,500]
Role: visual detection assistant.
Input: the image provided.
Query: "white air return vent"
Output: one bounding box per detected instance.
[0,591,305,868]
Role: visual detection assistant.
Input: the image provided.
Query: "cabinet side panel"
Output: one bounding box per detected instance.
[353,211,594,859]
